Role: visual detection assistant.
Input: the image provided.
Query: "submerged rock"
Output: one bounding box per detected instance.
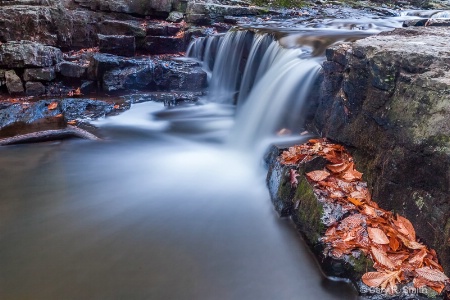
[316,27,450,275]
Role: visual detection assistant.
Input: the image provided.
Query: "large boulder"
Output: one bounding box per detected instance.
[186,2,265,24]
[316,27,450,274]
[0,4,72,47]
[0,41,63,68]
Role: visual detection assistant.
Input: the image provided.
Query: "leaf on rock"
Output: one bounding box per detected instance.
[341,163,363,181]
[415,267,449,282]
[368,227,390,245]
[362,271,392,287]
[326,162,349,173]
[389,236,400,251]
[48,102,58,110]
[306,170,330,182]
[398,234,425,250]
[409,248,427,268]
[371,246,396,270]
[393,215,416,241]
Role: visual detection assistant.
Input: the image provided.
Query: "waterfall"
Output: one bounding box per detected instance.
[186,29,321,150]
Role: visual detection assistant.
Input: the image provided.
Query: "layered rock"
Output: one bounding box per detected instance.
[315,27,450,274]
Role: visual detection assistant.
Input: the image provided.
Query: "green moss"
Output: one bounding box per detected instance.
[348,253,374,277]
[293,175,325,243]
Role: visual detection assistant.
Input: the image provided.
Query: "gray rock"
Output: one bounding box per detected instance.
[5,70,24,94]
[167,11,184,22]
[103,63,154,92]
[23,67,56,82]
[143,36,185,54]
[316,27,450,275]
[98,34,136,57]
[73,0,175,16]
[98,20,146,38]
[25,82,46,96]
[58,62,87,78]
[186,2,266,24]
[0,41,63,68]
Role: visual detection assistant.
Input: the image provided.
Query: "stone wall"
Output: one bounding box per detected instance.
[315,27,450,274]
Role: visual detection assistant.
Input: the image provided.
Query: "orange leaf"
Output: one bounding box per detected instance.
[371,246,396,270]
[362,271,392,287]
[368,227,390,245]
[398,234,425,250]
[114,104,120,109]
[306,170,330,182]
[67,120,77,125]
[341,163,363,181]
[389,236,400,251]
[48,102,58,110]
[409,248,427,268]
[415,267,449,282]
[393,214,416,241]
[326,162,349,173]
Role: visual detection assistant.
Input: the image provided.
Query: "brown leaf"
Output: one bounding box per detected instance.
[306,170,330,182]
[371,246,396,270]
[397,234,425,250]
[409,248,427,268]
[389,236,400,251]
[415,267,449,282]
[326,162,349,173]
[48,102,58,110]
[74,87,82,96]
[347,197,363,206]
[67,120,77,125]
[393,214,416,241]
[341,163,363,181]
[362,271,392,287]
[368,227,390,245]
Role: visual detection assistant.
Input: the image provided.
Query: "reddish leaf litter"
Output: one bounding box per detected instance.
[279,138,449,296]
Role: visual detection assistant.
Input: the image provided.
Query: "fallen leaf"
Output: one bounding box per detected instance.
[368,227,390,245]
[398,234,425,250]
[415,267,449,282]
[389,236,400,251]
[371,246,396,270]
[306,170,330,182]
[326,162,349,173]
[409,248,427,268]
[67,120,77,125]
[48,102,58,110]
[393,215,416,241]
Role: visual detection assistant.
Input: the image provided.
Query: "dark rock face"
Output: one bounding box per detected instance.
[25,81,46,96]
[143,36,185,54]
[316,27,450,274]
[186,2,265,24]
[0,41,63,68]
[98,34,136,57]
[23,67,56,82]
[73,0,176,16]
[4,70,24,94]
[59,61,87,78]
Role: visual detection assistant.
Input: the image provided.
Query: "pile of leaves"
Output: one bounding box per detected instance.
[280,138,450,295]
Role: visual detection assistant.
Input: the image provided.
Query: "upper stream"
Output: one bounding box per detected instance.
[0,10,446,300]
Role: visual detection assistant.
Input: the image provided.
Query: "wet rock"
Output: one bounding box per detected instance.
[167,11,184,22]
[59,98,114,120]
[0,69,6,87]
[23,67,56,82]
[70,10,100,49]
[317,27,450,275]
[143,36,185,54]
[98,34,136,57]
[0,41,63,68]
[0,100,65,137]
[25,81,46,96]
[152,60,207,90]
[102,62,154,92]
[97,20,146,38]
[80,80,97,94]
[58,61,87,78]
[4,70,24,94]
[186,2,266,24]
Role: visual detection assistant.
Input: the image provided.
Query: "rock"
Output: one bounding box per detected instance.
[73,0,176,16]
[98,34,136,57]
[317,27,450,275]
[87,53,121,80]
[102,62,154,92]
[0,41,63,68]
[4,70,24,94]
[80,80,97,94]
[97,20,146,38]
[0,69,6,87]
[25,81,46,96]
[58,61,87,78]
[167,11,184,22]
[152,60,207,90]
[0,100,65,138]
[70,10,101,49]
[59,98,114,120]
[23,67,56,82]
[0,5,72,47]
[186,2,266,24]
[143,36,185,54]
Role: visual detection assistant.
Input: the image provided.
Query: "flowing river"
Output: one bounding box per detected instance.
[0,10,444,300]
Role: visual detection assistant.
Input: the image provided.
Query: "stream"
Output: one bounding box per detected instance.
[0,10,445,300]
